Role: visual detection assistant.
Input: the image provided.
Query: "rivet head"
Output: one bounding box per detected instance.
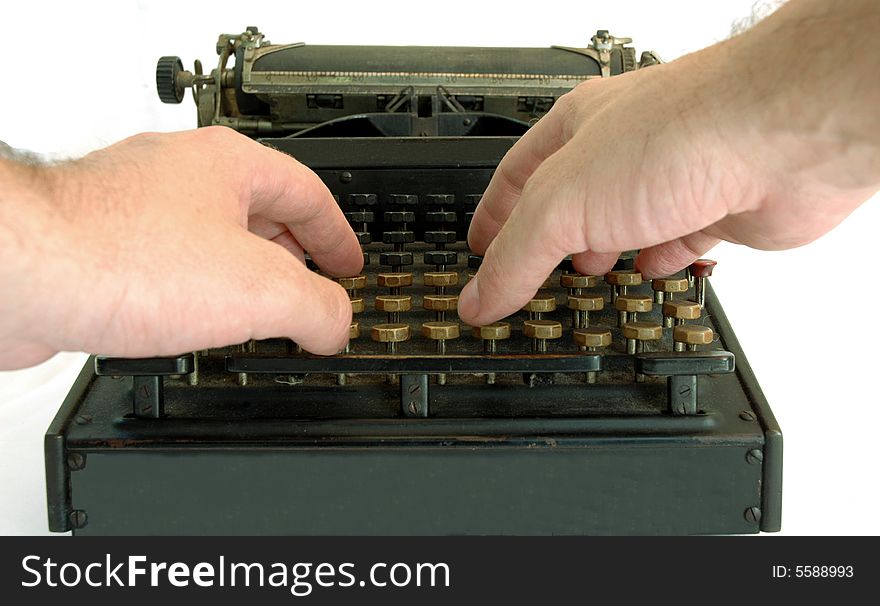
[339,171,353,183]
[739,410,757,422]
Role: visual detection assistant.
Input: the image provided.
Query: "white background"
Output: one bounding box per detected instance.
[1,0,878,535]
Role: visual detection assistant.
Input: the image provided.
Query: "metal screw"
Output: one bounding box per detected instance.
[739,410,757,422]
[74,414,92,425]
[746,449,764,465]
[339,171,353,183]
[69,510,88,529]
[67,453,85,471]
[744,506,762,524]
[408,401,419,415]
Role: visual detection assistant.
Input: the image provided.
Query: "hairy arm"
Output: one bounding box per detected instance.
[460,0,880,326]
[0,127,362,369]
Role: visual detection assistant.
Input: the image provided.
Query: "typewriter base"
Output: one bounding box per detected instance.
[46,292,781,535]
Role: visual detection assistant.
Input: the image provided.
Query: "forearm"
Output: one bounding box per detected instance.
[712,0,880,192]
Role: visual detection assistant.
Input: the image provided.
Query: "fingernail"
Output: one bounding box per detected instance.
[458,275,481,323]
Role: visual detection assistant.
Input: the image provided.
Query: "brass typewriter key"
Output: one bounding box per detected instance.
[337,275,367,315]
[337,322,361,386]
[573,327,612,383]
[377,272,413,295]
[673,324,714,352]
[422,321,460,385]
[371,323,410,355]
[662,300,701,329]
[424,271,459,294]
[567,295,603,329]
[472,322,512,384]
[622,322,663,382]
[375,294,412,324]
[651,277,689,305]
[561,273,599,296]
[614,294,653,327]
[523,296,556,321]
[423,294,458,322]
[523,319,563,353]
[605,270,642,304]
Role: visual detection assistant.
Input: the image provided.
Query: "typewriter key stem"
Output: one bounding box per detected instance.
[523,320,562,354]
[673,325,714,354]
[622,323,663,383]
[423,322,460,386]
[473,322,511,385]
[573,324,614,385]
[189,351,199,386]
[689,259,717,308]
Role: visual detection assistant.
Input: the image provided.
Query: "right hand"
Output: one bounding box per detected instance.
[459,26,878,328]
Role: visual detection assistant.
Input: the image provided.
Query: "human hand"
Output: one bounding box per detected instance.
[0,127,362,368]
[459,12,879,327]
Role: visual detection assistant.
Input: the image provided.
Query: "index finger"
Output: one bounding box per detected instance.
[467,93,576,255]
[242,138,363,278]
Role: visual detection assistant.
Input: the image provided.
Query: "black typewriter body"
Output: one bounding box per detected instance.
[45,28,781,535]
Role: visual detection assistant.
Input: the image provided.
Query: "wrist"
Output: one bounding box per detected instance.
[0,159,89,356]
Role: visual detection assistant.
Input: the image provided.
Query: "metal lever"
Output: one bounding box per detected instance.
[635,351,735,416]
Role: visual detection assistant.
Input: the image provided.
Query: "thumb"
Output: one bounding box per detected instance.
[239,235,352,355]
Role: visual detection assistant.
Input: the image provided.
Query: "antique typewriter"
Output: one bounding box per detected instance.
[45,27,781,535]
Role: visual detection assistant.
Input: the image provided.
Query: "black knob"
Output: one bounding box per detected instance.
[156,56,184,104]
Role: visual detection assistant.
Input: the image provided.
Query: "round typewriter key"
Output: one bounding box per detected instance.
[377,272,414,288]
[383,211,415,223]
[573,327,612,383]
[662,300,701,328]
[382,231,415,244]
[573,327,612,349]
[472,322,511,384]
[337,275,367,290]
[424,250,457,267]
[567,295,604,328]
[605,270,643,303]
[673,324,714,352]
[421,321,460,341]
[424,230,457,244]
[651,277,689,305]
[422,321,460,384]
[424,271,459,287]
[375,295,412,313]
[350,298,365,314]
[389,194,418,205]
[622,322,664,381]
[423,295,458,311]
[560,273,599,291]
[523,319,563,353]
[472,322,512,342]
[523,296,556,320]
[614,294,653,326]
[371,323,410,356]
[379,251,414,267]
